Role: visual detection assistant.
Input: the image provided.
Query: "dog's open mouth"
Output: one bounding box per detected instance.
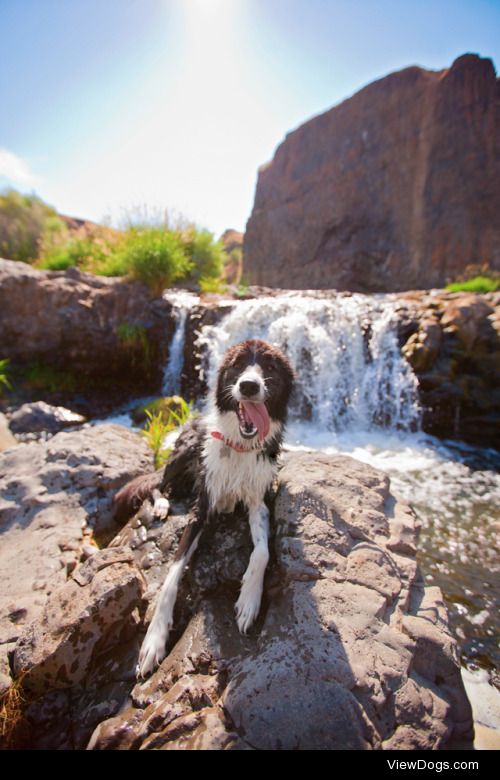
[237,401,270,440]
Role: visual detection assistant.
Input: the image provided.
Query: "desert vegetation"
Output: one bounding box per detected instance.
[0,188,227,294]
[445,265,499,294]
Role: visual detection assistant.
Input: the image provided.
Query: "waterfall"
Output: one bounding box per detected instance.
[196,293,421,433]
[162,290,199,395]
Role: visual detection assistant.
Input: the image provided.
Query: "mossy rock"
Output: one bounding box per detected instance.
[131,395,186,427]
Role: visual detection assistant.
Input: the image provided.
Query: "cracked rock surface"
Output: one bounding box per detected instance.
[0,424,153,699]
[86,451,473,750]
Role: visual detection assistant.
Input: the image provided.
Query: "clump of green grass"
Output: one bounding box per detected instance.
[104,228,192,295]
[38,236,105,272]
[0,359,11,397]
[198,276,228,294]
[446,275,499,294]
[141,396,193,469]
[235,278,251,298]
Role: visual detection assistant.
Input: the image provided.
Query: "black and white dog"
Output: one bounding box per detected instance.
[115,338,294,677]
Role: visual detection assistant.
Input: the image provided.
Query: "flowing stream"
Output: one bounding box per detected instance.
[167,292,500,686]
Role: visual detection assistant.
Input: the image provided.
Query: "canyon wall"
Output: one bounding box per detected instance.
[244,54,500,292]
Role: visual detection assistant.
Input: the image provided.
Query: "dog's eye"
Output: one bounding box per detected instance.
[225,365,240,383]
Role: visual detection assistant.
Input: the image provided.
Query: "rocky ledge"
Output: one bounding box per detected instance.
[0,427,473,749]
[0,424,153,698]
[0,258,176,410]
[397,289,500,447]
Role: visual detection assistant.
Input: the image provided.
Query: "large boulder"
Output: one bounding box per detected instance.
[0,424,153,696]
[244,54,500,292]
[85,452,472,751]
[8,401,86,436]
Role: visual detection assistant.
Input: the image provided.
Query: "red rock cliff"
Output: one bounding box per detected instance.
[244,54,500,292]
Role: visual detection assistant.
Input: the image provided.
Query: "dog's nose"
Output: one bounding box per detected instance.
[239,380,260,397]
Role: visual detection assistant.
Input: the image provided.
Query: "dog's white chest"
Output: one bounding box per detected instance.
[203,435,276,512]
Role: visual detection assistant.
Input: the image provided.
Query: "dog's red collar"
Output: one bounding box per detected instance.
[211,431,261,453]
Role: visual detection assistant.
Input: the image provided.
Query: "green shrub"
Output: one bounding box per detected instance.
[446,275,500,294]
[184,228,225,284]
[105,228,192,294]
[1,190,227,293]
[0,189,66,263]
[38,236,104,271]
[38,222,121,274]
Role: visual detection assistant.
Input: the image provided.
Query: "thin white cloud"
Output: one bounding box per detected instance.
[0,148,41,188]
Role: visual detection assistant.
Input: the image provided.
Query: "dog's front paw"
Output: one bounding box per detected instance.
[235,583,262,634]
[137,620,171,678]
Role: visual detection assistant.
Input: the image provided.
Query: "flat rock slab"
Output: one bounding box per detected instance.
[0,424,153,689]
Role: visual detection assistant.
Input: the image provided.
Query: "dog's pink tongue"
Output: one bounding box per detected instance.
[241,401,270,440]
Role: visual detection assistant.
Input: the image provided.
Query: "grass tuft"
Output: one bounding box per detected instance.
[445,275,499,294]
[141,396,193,469]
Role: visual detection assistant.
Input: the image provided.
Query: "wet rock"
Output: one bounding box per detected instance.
[181,300,236,400]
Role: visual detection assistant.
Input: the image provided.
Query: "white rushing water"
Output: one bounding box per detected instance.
[198,294,421,433]
[162,290,200,395]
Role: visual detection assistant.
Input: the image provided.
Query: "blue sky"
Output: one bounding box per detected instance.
[1,0,499,236]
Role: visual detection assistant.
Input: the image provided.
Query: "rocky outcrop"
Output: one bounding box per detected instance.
[0,424,153,697]
[5,449,471,750]
[13,548,145,695]
[244,54,500,292]
[398,290,500,446]
[0,258,176,406]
